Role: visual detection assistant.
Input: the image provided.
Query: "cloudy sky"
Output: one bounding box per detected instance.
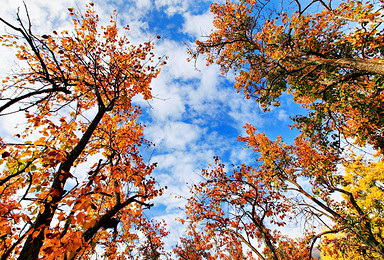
[0,0,302,252]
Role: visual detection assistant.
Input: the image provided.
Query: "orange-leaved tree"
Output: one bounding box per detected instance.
[0,3,167,260]
[180,0,384,259]
[192,0,384,152]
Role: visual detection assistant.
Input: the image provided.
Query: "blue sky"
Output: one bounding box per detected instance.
[0,0,304,252]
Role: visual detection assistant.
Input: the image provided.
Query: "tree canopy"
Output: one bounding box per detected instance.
[1,0,384,259]
[0,4,167,259]
[179,0,384,259]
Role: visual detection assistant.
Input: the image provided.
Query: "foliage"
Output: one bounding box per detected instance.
[173,230,217,260]
[193,0,384,152]
[320,158,384,259]
[0,3,167,259]
[181,0,384,259]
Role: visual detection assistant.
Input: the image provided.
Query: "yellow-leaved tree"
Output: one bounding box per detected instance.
[321,158,384,259]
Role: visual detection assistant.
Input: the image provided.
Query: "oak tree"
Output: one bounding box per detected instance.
[0,3,167,259]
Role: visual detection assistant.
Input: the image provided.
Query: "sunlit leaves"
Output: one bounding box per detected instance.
[0,3,167,259]
[194,0,384,151]
[185,0,384,258]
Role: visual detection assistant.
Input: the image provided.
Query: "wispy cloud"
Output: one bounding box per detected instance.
[182,10,215,38]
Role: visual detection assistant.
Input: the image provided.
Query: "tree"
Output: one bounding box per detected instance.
[320,158,384,259]
[181,0,384,259]
[192,0,384,152]
[0,3,166,259]
[173,230,217,260]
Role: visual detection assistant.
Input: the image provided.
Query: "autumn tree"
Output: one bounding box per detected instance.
[173,230,216,260]
[192,0,384,152]
[0,3,167,259]
[181,0,384,259]
[320,158,384,259]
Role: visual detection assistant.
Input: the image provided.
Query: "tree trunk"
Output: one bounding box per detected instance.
[304,57,384,75]
[17,108,106,260]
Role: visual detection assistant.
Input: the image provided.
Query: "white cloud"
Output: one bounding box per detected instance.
[187,65,223,106]
[155,39,201,80]
[149,147,216,216]
[182,11,214,38]
[136,0,152,9]
[0,0,78,35]
[154,0,189,16]
[228,94,264,129]
[277,109,289,121]
[146,121,202,150]
[150,94,186,121]
[146,76,188,121]
[0,113,28,140]
[229,147,254,165]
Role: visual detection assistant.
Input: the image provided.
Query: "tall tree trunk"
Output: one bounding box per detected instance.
[17,108,106,260]
[304,57,384,75]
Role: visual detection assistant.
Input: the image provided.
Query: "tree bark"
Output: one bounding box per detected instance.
[17,107,106,260]
[303,57,384,76]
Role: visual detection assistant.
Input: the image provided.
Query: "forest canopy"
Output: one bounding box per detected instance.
[179,0,384,259]
[0,0,383,259]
